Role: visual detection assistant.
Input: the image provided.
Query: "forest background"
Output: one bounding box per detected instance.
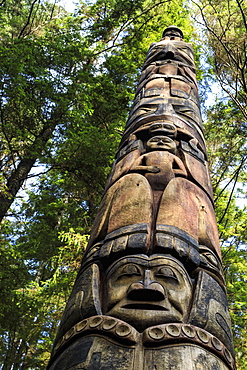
[0,0,247,368]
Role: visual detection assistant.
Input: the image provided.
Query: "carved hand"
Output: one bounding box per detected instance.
[130,165,160,173]
[146,165,160,173]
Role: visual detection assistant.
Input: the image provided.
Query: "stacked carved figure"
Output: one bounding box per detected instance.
[48,26,236,370]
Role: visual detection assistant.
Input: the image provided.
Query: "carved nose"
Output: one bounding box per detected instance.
[156,103,176,116]
[127,271,166,301]
[163,43,175,59]
[157,140,165,145]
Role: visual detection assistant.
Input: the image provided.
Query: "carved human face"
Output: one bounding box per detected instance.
[127,96,202,133]
[146,136,176,153]
[104,255,193,331]
[145,39,195,69]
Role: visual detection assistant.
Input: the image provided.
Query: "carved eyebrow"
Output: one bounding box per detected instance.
[173,106,199,117]
[137,105,157,111]
[172,43,194,52]
[149,137,173,142]
[149,137,163,142]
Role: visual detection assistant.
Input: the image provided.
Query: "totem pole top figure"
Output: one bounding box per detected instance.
[122,26,202,147]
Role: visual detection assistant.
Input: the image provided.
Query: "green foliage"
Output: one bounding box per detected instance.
[0,173,90,369]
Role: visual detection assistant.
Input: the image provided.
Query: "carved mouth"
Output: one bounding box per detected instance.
[122,303,168,311]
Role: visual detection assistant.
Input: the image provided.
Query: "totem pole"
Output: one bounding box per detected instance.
[47,26,236,369]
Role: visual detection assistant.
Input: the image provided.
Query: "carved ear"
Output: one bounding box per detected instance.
[189,137,207,160]
[189,137,198,148]
[52,264,102,349]
[129,133,137,141]
[189,270,234,356]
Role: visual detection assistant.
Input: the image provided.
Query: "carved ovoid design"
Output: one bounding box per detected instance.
[47,26,236,369]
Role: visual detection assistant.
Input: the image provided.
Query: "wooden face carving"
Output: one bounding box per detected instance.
[127,95,202,133]
[144,39,195,70]
[104,255,193,331]
[146,136,176,153]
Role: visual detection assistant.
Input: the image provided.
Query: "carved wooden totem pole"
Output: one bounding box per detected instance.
[48,26,236,369]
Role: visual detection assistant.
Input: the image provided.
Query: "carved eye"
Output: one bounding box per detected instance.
[178,47,193,56]
[155,267,178,282]
[118,264,142,278]
[173,106,198,122]
[174,43,194,56]
[149,137,160,143]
